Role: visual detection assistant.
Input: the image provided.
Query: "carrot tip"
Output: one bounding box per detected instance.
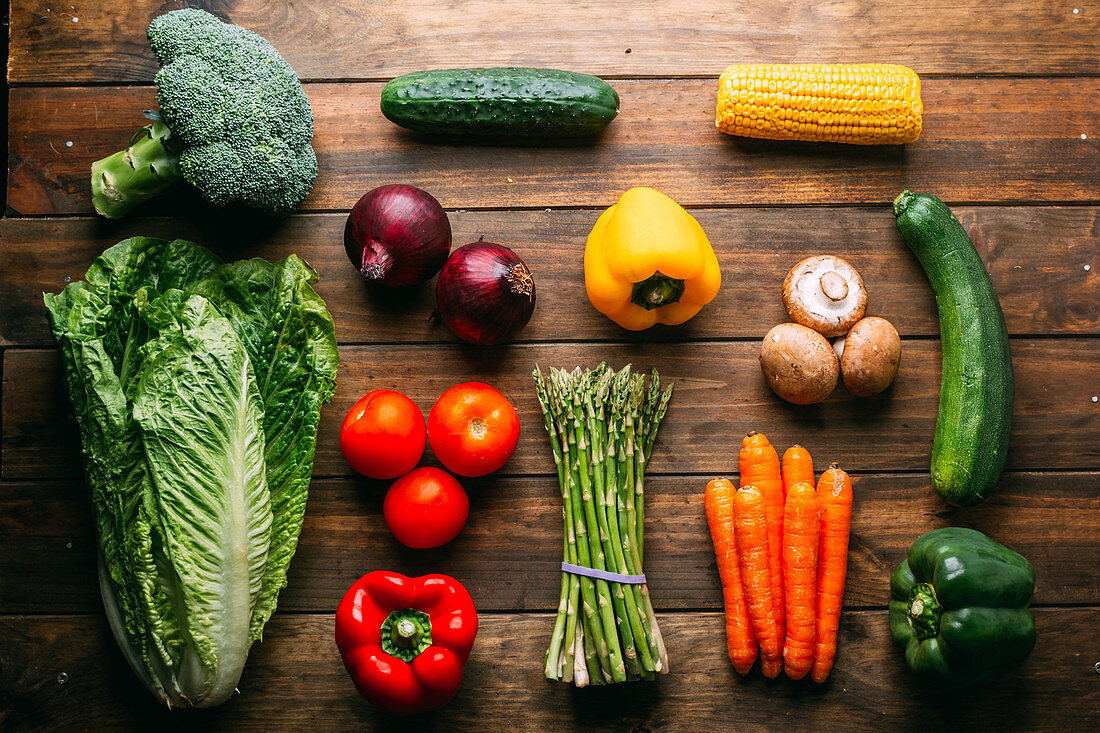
[784,666,810,681]
[761,656,783,678]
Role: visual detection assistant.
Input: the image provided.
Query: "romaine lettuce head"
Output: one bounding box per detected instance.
[43,238,337,708]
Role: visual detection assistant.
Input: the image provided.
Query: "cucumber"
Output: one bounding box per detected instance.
[893,191,1014,507]
[380,67,620,137]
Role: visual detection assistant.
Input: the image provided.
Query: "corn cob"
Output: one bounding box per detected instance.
[716,63,922,145]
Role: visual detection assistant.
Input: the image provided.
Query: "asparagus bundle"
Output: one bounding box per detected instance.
[533,363,672,685]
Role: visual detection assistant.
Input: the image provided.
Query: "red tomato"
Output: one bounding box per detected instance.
[383,468,469,548]
[340,390,425,479]
[427,383,520,477]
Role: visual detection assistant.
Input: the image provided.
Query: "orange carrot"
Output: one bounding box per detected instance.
[705,478,758,674]
[781,445,815,498]
[739,432,785,646]
[781,481,820,680]
[811,463,853,683]
[733,485,782,678]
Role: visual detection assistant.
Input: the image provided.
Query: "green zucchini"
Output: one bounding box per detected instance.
[893,191,1014,507]
[379,67,620,137]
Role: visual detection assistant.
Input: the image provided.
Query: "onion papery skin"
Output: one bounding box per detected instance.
[436,242,536,346]
[344,184,452,287]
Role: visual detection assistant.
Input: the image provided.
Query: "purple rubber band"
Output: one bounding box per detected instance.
[561,562,646,585]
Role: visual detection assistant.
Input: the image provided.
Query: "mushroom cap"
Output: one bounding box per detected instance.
[839,317,902,397]
[759,322,840,405]
[782,255,868,338]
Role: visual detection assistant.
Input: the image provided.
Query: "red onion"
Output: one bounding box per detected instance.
[344,184,452,287]
[435,242,536,345]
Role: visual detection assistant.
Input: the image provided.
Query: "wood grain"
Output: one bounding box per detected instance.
[5,1,1100,730]
[8,0,1100,83]
[2,609,1096,731]
[3,206,1097,347]
[9,79,1099,216]
[5,339,1099,483]
[2,471,1096,615]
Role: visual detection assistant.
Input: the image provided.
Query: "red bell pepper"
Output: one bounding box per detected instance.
[335,570,478,714]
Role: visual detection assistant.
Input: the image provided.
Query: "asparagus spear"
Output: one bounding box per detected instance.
[536,369,570,681]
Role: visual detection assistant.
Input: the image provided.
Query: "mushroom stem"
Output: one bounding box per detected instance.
[782,255,868,338]
[820,271,849,301]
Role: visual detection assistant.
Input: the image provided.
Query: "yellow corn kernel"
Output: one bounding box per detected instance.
[715,64,922,145]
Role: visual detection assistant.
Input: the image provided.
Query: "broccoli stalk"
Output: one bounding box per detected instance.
[91,121,183,219]
[90,9,317,219]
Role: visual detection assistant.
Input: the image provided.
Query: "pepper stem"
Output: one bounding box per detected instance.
[630,271,686,312]
[394,619,418,645]
[380,608,433,661]
[907,582,942,640]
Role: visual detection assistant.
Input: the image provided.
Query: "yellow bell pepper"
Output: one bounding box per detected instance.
[584,187,721,330]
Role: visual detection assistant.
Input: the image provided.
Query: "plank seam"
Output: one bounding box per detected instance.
[5,202,1100,224]
[8,200,1100,219]
[9,73,1100,87]
[4,467,1100,482]
[4,334,1100,351]
[5,471,1097,481]
[0,603,1096,619]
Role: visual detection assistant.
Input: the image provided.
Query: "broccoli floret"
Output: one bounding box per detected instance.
[91,9,316,218]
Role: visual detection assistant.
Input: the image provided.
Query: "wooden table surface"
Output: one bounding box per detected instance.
[2,1,1098,730]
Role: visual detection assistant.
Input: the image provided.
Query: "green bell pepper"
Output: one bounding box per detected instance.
[889,527,1037,688]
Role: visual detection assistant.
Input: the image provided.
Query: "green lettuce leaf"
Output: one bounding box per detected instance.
[50,236,223,367]
[193,255,338,642]
[43,285,164,696]
[43,239,220,702]
[132,289,272,704]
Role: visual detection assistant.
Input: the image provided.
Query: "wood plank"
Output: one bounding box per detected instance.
[3,207,1097,348]
[8,79,1099,216]
[1,609,1096,730]
[2,471,1096,615]
[5,339,1099,481]
[8,1,1100,83]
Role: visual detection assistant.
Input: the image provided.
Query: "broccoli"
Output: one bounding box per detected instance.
[91,9,317,218]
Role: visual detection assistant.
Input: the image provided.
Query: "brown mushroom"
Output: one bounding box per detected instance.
[782,256,868,338]
[837,317,902,397]
[759,322,840,405]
